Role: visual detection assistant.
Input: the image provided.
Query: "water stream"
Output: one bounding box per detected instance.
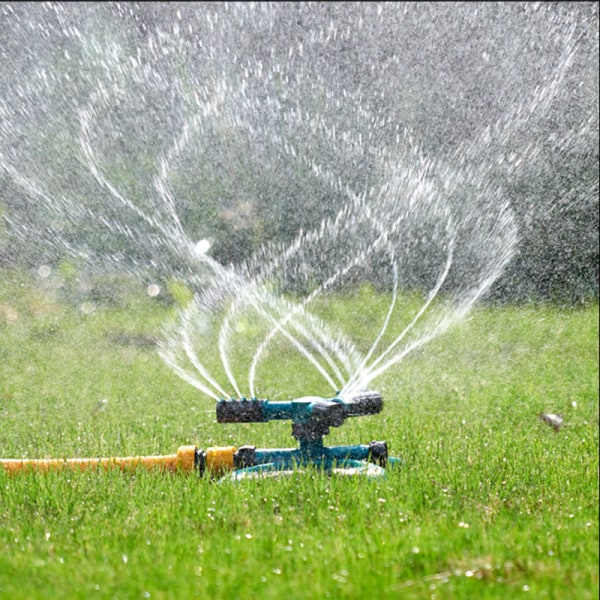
[0,3,596,400]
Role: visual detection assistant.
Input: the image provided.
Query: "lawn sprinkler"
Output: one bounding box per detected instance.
[1,391,400,481]
[211,391,401,480]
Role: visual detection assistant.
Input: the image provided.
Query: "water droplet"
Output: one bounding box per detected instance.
[147,284,160,297]
[37,265,52,278]
[194,239,211,255]
[80,301,96,314]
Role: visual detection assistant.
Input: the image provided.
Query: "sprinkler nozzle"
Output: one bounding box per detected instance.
[344,391,383,416]
[216,397,265,422]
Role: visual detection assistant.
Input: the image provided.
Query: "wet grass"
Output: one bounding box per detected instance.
[0,272,598,599]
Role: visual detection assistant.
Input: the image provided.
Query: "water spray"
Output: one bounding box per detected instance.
[1,391,400,481]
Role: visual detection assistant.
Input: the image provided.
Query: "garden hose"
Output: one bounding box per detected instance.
[0,445,200,475]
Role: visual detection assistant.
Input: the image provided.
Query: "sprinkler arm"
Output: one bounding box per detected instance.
[216,391,382,437]
[216,391,382,441]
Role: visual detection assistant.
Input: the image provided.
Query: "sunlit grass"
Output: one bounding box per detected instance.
[0,271,598,599]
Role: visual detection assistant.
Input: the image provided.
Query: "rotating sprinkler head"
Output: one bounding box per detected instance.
[216,390,383,436]
[1,391,400,481]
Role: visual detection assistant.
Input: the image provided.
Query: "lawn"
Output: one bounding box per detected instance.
[0,271,598,599]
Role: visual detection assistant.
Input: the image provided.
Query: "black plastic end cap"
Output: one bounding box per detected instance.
[368,440,388,466]
[234,445,257,469]
[216,398,265,423]
[346,391,383,416]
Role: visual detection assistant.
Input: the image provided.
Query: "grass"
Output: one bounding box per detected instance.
[0,270,598,599]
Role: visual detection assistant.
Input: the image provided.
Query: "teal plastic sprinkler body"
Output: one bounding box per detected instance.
[206,391,401,480]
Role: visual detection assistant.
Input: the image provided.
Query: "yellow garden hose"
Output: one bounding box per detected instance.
[0,445,200,475]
